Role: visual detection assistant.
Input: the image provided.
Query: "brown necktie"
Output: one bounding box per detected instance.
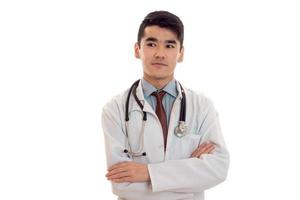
[152,91,168,151]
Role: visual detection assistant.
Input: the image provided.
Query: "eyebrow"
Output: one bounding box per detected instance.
[165,40,177,44]
[145,37,158,42]
[145,37,177,45]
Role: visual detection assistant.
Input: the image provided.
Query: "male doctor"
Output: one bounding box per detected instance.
[102,11,230,200]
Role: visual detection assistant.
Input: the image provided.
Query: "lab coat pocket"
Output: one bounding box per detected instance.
[180,133,201,158]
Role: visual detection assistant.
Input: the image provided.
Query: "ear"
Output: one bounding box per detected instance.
[134,43,140,59]
[177,46,184,62]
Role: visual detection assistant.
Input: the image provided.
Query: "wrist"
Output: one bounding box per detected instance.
[146,164,151,182]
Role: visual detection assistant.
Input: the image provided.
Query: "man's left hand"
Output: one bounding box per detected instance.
[106,162,150,183]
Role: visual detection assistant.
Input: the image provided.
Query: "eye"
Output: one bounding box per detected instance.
[166,44,175,48]
[146,42,156,47]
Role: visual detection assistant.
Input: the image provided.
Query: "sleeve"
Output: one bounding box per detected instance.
[147,97,230,193]
[101,99,195,199]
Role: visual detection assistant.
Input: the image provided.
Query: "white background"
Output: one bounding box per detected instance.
[1,0,300,199]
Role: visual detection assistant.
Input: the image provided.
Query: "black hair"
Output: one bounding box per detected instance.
[137,11,184,49]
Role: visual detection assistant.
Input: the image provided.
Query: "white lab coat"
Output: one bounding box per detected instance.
[101,80,230,200]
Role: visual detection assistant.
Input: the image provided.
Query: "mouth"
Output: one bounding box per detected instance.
[151,62,168,66]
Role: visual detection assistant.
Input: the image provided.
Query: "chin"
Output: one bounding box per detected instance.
[144,68,172,80]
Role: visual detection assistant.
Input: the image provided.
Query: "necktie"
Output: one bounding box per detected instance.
[152,91,168,151]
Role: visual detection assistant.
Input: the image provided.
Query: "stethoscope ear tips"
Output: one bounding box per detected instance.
[123,149,146,157]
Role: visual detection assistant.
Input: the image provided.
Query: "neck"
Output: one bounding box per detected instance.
[143,74,174,89]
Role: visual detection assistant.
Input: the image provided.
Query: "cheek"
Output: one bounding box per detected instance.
[170,54,179,63]
[140,52,153,63]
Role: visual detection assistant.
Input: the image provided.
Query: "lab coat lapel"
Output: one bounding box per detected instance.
[128,80,156,115]
[165,80,184,157]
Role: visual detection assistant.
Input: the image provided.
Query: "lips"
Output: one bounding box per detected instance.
[151,62,168,66]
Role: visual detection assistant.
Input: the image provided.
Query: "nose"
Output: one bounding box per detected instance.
[153,46,165,59]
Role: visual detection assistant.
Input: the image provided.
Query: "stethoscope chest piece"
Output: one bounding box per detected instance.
[174,121,187,138]
[124,79,188,157]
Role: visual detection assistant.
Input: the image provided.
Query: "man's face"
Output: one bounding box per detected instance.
[135,25,184,81]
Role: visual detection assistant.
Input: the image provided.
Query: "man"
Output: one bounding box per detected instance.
[102,11,229,200]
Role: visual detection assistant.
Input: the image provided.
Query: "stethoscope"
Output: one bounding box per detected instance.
[123,79,187,158]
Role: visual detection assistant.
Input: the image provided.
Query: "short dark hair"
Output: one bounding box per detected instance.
[137,11,184,49]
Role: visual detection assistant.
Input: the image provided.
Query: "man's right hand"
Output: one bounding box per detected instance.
[190,142,215,158]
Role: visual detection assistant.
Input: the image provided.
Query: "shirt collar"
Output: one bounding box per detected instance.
[141,78,178,98]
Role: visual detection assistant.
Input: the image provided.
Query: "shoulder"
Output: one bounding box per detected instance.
[102,88,129,114]
[183,86,220,122]
[184,86,214,108]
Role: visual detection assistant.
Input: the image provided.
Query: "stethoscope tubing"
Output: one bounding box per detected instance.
[124,79,187,158]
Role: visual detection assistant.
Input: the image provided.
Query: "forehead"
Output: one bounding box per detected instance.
[142,25,178,42]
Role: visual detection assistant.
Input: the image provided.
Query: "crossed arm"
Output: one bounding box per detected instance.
[106,142,215,183]
[102,96,229,195]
